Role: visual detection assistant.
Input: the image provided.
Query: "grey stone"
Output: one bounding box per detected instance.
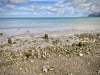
[97,69,100,73]
[42,66,48,72]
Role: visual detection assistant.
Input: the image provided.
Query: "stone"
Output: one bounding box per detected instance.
[97,69,100,73]
[78,53,83,56]
[86,52,90,54]
[8,38,12,44]
[31,60,33,62]
[49,68,54,71]
[42,66,48,72]
[44,34,49,42]
[0,33,3,36]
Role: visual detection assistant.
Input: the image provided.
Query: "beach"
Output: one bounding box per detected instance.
[0,0,100,74]
[0,17,100,75]
[0,27,100,75]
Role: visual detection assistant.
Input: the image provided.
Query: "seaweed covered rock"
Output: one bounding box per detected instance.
[8,38,12,44]
[78,42,84,46]
[44,34,49,42]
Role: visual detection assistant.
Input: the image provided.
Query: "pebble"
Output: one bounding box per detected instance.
[20,67,28,72]
[86,52,90,55]
[78,53,83,56]
[42,66,48,72]
[31,60,33,62]
[97,69,100,73]
[49,68,54,71]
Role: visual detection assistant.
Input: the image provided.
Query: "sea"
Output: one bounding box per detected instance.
[0,17,100,36]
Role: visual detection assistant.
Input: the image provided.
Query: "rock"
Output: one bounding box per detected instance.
[42,65,49,72]
[31,60,33,62]
[78,53,83,56]
[49,68,54,71]
[0,33,3,36]
[86,52,90,55]
[8,38,12,44]
[78,42,84,46]
[97,69,100,73]
[44,34,49,42]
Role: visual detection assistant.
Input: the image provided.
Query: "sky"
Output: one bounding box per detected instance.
[0,0,100,17]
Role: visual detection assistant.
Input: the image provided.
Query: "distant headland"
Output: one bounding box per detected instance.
[88,12,100,17]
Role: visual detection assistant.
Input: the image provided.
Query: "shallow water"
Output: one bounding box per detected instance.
[0,17,100,36]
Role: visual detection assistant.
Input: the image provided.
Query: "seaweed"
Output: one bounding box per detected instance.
[8,38,12,44]
[44,34,49,42]
[78,42,84,46]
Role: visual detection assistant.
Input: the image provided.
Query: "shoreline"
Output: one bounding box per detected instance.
[0,25,100,36]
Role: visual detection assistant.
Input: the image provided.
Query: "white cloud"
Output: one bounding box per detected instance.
[91,5,100,13]
[6,4,28,11]
[28,3,65,13]
[63,0,100,16]
[1,0,100,17]
[33,12,39,15]
[6,4,16,10]
[7,0,29,3]
[49,7,59,12]
[0,8,4,11]
[17,7,27,10]
[30,0,64,3]
[28,8,34,12]
[64,0,87,3]
[81,2,91,7]
[54,4,65,8]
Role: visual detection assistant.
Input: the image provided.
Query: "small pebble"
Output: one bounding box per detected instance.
[49,68,54,71]
[42,66,48,72]
[86,52,90,54]
[78,53,83,56]
[31,60,33,62]
[97,69,100,73]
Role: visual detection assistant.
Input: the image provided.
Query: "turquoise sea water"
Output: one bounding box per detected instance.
[0,17,100,29]
[0,17,100,36]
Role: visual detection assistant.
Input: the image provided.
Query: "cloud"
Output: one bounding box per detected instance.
[28,9,34,12]
[30,0,64,3]
[6,4,28,11]
[6,4,16,10]
[17,7,27,10]
[63,0,100,15]
[1,0,100,17]
[91,5,100,13]
[7,0,29,3]
[46,6,59,12]
[64,0,87,3]
[0,8,4,11]
[28,3,65,13]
